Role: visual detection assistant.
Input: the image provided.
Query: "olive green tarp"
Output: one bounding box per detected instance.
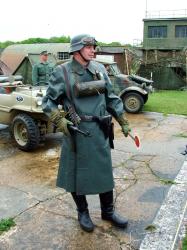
[13,54,57,85]
[138,64,186,90]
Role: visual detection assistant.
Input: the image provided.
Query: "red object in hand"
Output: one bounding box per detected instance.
[128,133,140,148]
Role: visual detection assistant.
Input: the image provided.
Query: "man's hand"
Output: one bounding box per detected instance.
[56,117,73,136]
[121,123,131,137]
[50,109,73,136]
[116,114,131,137]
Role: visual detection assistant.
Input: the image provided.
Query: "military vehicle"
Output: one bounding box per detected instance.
[0,58,153,151]
[95,59,153,113]
[56,58,153,113]
[0,75,51,151]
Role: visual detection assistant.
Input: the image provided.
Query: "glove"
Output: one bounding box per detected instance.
[50,109,73,136]
[56,117,73,136]
[116,114,131,137]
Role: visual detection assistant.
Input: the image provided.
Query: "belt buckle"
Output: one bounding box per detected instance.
[84,115,92,121]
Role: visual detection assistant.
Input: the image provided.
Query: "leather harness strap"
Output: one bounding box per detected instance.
[60,64,73,102]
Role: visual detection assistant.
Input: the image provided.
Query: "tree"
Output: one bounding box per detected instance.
[0,36,132,49]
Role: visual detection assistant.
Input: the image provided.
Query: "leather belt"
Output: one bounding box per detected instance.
[80,115,111,122]
[80,115,97,122]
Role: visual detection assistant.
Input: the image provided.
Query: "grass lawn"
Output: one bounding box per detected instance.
[143,90,187,116]
[182,231,187,250]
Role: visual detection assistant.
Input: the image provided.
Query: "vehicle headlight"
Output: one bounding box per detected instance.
[141,82,146,89]
[35,97,43,106]
[144,85,154,93]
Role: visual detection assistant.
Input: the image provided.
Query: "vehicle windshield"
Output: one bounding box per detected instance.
[109,64,121,75]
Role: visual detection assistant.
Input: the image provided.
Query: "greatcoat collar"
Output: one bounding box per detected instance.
[71,58,97,76]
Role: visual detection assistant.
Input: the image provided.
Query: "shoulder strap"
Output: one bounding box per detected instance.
[60,64,73,102]
[60,64,81,126]
[60,64,78,112]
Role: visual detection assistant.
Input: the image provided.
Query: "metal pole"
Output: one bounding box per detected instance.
[145,0,148,17]
[124,49,129,75]
[186,52,187,85]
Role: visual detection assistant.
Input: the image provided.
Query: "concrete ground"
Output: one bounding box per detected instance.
[0,112,187,250]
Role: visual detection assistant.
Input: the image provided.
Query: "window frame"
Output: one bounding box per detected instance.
[57,52,70,60]
[148,26,167,38]
[175,25,187,38]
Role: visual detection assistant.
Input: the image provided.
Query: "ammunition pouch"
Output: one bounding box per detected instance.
[74,80,106,97]
[94,115,112,138]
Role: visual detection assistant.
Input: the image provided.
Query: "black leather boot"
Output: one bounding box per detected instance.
[71,192,94,232]
[99,191,128,228]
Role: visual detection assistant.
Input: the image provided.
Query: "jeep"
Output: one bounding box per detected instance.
[95,59,153,113]
[0,75,52,151]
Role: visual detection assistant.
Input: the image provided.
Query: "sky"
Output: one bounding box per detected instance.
[0,0,187,45]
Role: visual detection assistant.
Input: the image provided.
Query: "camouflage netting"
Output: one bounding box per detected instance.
[138,64,186,90]
[137,50,187,90]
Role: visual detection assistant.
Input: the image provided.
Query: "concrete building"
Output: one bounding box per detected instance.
[138,10,187,89]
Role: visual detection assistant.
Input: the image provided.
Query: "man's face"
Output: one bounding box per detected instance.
[40,54,48,62]
[80,45,95,61]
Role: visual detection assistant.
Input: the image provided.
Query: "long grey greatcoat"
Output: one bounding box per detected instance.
[42,58,125,195]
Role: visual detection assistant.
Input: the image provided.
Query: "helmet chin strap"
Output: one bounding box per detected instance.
[78,51,89,63]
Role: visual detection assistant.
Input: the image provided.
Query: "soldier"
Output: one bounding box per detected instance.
[42,34,131,232]
[32,51,54,86]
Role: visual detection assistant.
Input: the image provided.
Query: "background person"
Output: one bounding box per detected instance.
[32,51,54,86]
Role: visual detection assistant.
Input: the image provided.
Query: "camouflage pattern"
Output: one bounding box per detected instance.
[42,58,125,195]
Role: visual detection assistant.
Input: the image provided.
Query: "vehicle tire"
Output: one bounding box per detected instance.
[122,92,144,113]
[143,94,149,104]
[11,113,40,151]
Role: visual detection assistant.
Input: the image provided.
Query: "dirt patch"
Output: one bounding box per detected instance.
[0,132,62,187]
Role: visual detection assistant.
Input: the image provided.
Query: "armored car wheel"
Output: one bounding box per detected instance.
[122,92,144,113]
[11,113,40,151]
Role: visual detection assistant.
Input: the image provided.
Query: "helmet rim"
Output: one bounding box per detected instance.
[69,34,97,54]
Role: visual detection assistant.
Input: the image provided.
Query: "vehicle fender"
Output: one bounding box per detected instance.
[6,106,46,121]
[9,106,44,114]
[119,86,148,97]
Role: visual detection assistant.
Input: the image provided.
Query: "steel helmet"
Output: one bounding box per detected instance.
[69,34,97,54]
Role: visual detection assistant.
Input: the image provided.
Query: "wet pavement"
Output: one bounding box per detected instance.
[0,112,187,250]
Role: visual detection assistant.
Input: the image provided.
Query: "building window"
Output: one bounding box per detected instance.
[175,25,187,37]
[148,26,167,38]
[57,52,70,60]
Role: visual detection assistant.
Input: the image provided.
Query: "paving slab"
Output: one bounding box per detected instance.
[0,186,39,220]
[0,112,187,249]
[140,158,187,250]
